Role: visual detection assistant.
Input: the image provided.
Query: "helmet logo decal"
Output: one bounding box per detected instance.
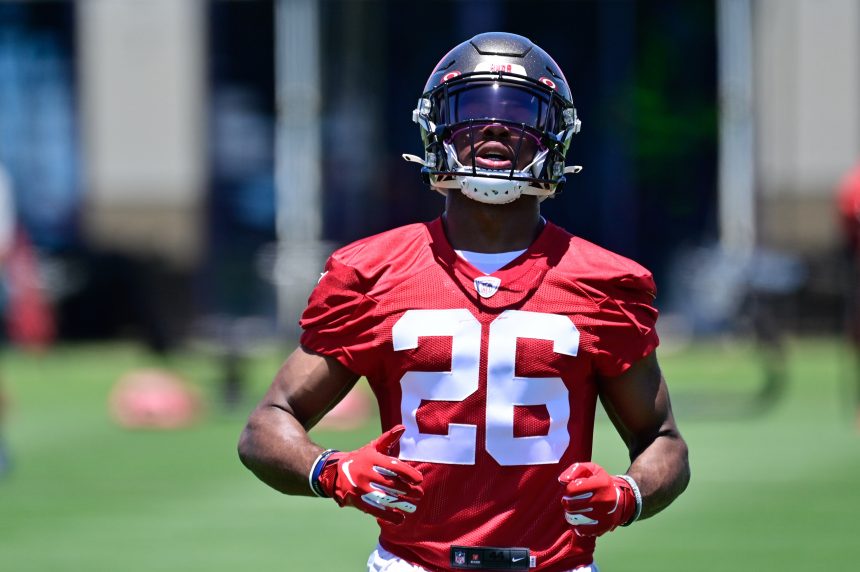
[475,61,527,76]
[539,77,557,90]
[474,276,501,298]
[442,71,461,82]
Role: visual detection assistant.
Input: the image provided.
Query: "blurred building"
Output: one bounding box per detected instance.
[0,0,856,344]
[78,0,206,269]
[746,0,859,333]
[754,0,860,254]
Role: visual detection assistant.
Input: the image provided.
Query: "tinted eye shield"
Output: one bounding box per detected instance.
[431,75,559,131]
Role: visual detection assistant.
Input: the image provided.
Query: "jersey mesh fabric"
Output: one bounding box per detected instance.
[300,218,658,572]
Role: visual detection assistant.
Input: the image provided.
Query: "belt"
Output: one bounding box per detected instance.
[450,545,532,570]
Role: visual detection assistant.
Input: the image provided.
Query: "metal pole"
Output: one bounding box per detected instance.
[717,0,756,255]
[274,0,327,332]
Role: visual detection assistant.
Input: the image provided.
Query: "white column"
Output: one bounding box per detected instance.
[717,0,756,255]
[77,0,206,267]
[274,0,328,330]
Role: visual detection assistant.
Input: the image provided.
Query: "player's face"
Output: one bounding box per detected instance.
[451,122,543,171]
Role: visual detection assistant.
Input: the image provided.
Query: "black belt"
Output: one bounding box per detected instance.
[450,545,532,570]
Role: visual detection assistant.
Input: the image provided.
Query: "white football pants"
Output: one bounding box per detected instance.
[367,544,599,572]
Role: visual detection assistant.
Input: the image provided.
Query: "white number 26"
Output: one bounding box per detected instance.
[392,309,580,466]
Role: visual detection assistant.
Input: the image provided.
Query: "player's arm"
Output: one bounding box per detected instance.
[559,350,688,536]
[237,345,360,497]
[237,345,423,523]
[596,350,690,521]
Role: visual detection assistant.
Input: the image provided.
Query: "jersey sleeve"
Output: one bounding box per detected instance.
[299,255,379,375]
[592,272,659,377]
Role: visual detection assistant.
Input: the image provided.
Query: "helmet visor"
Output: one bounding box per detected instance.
[437,81,554,131]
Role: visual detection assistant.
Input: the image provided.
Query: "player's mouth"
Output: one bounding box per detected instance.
[474,142,514,170]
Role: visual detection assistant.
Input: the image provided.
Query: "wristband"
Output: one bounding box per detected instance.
[308,449,339,498]
[616,474,643,526]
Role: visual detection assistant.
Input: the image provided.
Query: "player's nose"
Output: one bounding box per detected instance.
[479,122,512,139]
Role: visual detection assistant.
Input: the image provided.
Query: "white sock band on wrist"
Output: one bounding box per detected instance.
[616,474,643,526]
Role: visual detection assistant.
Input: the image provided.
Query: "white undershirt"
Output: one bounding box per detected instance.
[452,217,544,275]
[455,248,526,275]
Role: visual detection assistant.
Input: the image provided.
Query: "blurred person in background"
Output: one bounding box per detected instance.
[0,163,15,477]
[239,33,689,571]
[836,160,860,426]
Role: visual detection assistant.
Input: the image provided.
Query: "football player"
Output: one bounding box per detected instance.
[239,32,690,571]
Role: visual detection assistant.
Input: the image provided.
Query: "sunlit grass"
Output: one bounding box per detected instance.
[1,338,857,571]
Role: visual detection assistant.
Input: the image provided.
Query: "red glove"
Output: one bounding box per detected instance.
[317,425,424,525]
[558,462,638,537]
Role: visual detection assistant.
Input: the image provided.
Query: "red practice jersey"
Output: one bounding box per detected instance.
[300,217,659,572]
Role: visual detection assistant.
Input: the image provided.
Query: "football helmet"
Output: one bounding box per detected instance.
[404,32,582,205]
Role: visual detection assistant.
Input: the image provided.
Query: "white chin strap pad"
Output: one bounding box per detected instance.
[460,176,525,204]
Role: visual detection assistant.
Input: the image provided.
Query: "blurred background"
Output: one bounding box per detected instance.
[0,1,858,570]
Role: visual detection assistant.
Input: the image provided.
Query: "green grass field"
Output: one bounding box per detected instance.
[1,338,858,571]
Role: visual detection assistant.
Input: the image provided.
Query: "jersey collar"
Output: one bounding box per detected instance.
[426,216,567,309]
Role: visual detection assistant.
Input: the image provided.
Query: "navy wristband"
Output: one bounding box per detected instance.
[308,449,339,498]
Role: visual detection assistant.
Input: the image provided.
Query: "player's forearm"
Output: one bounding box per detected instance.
[237,404,323,497]
[625,430,690,521]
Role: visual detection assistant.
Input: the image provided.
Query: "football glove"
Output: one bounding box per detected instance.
[558,462,638,537]
[317,425,424,525]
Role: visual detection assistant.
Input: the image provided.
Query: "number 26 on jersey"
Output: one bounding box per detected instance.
[392,309,580,467]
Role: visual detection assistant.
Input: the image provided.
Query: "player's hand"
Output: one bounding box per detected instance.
[318,425,424,525]
[558,462,636,537]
